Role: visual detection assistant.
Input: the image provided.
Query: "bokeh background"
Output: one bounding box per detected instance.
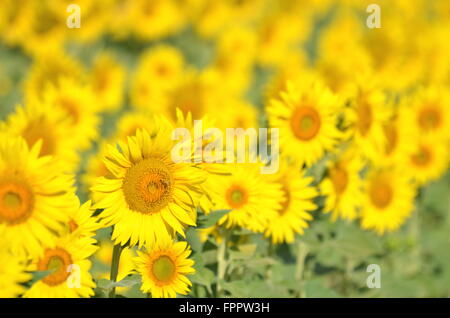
[0,0,449,297]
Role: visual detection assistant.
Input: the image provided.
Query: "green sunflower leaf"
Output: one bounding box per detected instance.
[197,209,231,229]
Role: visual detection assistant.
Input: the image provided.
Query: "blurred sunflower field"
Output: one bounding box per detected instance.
[0,0,449,299]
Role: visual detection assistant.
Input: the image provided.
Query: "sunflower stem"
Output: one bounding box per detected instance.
[109,243,124,298]
[266,240,274,281]
[216,231,228,296]
[295,240,308,297]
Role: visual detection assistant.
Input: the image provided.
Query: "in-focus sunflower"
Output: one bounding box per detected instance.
[24,235,97,298]
[320,148,364,221]
[210,163,283,233]
[91,125,206,247]
[0,245,31,298]
[360,168,416,235]
[264,161,317,244]
[134,240,195,298]
[267,81,342,166]
[0,137,77,257]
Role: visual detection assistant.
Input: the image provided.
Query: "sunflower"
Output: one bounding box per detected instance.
[24,49,85,101]
[50,0,108,44]
[113,111,162,142]
[163,70,218,121]
[320,148,364,221]
[0,245,31,298]
[18,1,67,56]
[264,52,308,103]
[403,86,450,142]
[404,136,449,186]
[130,45,184,112]
[0,0,33,48]
[89,52,125,112]
[360,167,417,235]
[0,136,77,257]
[130,0,185,40]
[194,1,233,38]
[264,161,317,244]
[91,126,206,248]
[267,81,342,167]
[316,10,371,97]
[344,82,392,161]
[63,200,102,238]
[134,240,195,298]
[24,235,97,298]
[41,77,100,150]
[204,26,257,96]
[210,163,283,233]
[379,109,416,166]
[213,99,259,131]
[136,45,185,91]
[1,102,80,171]
[256,12,311,67]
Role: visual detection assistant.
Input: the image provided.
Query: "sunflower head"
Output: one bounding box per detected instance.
[267,80,343,166]
[91,125,206,248]
[361,167,416,235]
[135,241,195,298]
[24,235,98,298]
[0,136,77,257]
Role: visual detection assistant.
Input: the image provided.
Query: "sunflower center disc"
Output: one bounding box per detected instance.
[370,179,393,209]
[123,158,173,214]
[419,107,441,131]
[411,146,431,167]
[152,256,175,282]
[38,248,73,286]
[226,185,248,208]
[0,181,34,225]
[330,166,349,195]
[291,106,321,141]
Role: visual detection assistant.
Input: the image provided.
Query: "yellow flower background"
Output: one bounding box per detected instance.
[0,0,449,298]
